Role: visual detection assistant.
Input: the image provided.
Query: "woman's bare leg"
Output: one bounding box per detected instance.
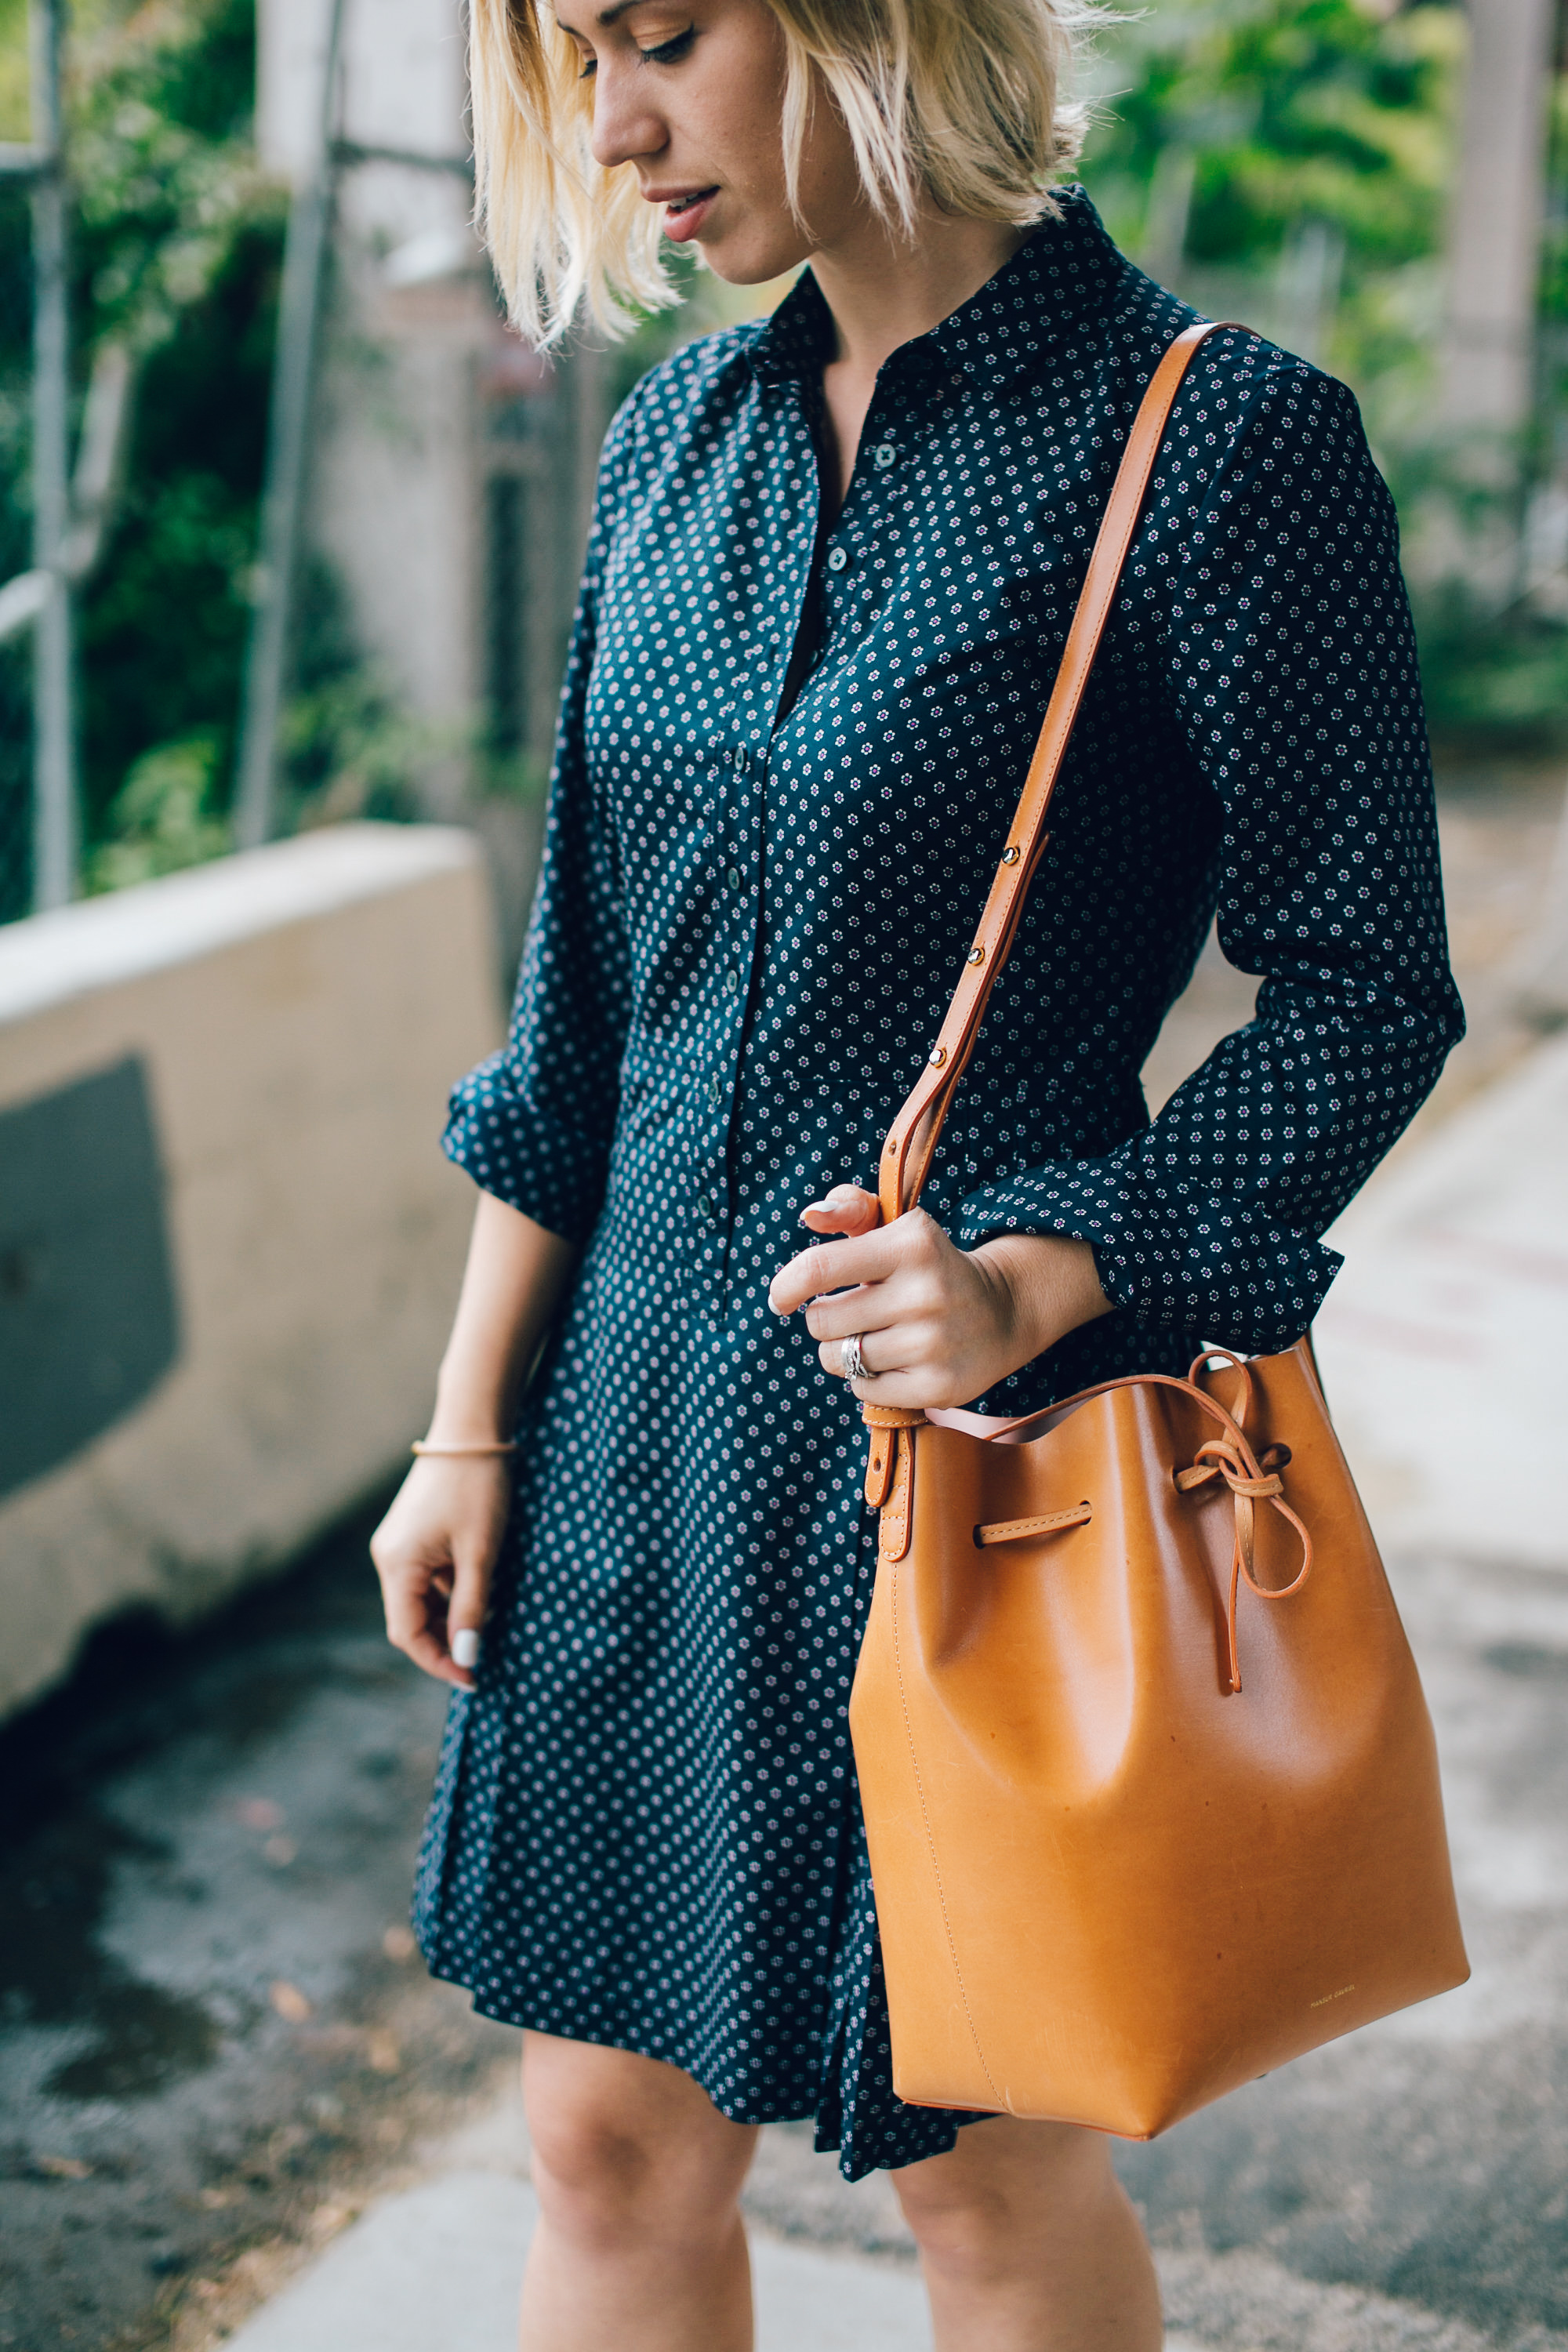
[893,2115,1163,2351]
[517,2032,759,2352]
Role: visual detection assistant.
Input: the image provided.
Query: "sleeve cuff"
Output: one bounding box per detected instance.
[441,1053,604,1246]
[956,1160,1344,1356]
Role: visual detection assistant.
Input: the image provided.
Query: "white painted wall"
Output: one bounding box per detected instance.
[0,825,499,1719]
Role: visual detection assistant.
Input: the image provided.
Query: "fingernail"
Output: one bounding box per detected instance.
[451,1628,481,1671]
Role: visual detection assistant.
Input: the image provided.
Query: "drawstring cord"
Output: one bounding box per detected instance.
[1174,1352,1312,1691]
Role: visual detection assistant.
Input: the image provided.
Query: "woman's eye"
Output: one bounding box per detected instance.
[637,27,697,64]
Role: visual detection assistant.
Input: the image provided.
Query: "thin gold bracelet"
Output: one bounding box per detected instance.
[411,1439,517,1457]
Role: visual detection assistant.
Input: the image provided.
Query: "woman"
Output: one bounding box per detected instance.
[371,0,1463,2343]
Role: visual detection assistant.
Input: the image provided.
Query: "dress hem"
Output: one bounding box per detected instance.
[419,1958,987,2174]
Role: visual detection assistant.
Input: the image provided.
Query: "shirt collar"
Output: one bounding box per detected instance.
[746,185,1129,391]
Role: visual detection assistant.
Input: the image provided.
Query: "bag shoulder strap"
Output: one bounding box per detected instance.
[876,318,1232,1225]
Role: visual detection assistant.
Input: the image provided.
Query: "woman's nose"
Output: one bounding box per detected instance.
[589,64,667,172]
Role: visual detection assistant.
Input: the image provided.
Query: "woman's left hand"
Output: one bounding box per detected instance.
[767,1184,1114,1412]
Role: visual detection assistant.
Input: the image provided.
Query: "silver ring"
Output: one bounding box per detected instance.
[841,1333,873,1382]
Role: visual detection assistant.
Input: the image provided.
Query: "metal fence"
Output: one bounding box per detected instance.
[1,154,30,921]
[2,0,69,922]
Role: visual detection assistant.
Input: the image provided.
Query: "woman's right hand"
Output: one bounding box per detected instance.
[370,1455,514,1690]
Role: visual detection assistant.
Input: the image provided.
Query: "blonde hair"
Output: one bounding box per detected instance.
[470,0,1095,347]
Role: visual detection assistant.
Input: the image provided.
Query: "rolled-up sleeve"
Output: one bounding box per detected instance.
[956,359,1465,1353]
[441,394,643,1243]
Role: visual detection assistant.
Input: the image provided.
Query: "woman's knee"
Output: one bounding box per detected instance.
[522,2034,755,2256]
[893,2118,1113,2274]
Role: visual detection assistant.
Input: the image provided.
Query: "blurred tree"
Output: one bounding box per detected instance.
[0,0,281,892]
[70,0,280,850]
[1083,0,1463,413]
[1085,0,1568,753]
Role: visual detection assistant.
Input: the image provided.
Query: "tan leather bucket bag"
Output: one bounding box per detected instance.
[848,321,1469,2140]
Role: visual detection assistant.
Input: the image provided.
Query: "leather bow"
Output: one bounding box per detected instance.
[1176,1352,1312,1692]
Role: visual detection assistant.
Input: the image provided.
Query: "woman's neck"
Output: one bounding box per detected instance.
[811,204,1030,379]
[808,204,1031,507]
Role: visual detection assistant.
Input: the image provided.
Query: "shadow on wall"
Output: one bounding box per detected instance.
[0,1058,180,1501]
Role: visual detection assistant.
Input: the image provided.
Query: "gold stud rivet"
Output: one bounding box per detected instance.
[928,1046,948,1067]
[1000,845,1021,866]
[966,946,985,966]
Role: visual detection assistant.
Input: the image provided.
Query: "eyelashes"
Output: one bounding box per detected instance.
[576,26,698,79]
[641,27,698,64]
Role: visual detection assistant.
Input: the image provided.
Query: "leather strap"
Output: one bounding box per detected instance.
[874,319,1234,1226]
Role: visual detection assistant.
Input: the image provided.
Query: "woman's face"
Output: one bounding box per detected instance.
[552,0,863,284]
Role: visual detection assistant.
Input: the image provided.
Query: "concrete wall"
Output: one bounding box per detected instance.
[0,823,499,1719]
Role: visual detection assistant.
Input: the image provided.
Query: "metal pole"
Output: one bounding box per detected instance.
[233,0,346,851]
[29,0,74,912]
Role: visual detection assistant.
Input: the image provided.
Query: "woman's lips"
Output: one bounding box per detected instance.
[662,187,719,239]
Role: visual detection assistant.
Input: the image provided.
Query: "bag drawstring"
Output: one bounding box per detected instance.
[1174,1351,1312,1692]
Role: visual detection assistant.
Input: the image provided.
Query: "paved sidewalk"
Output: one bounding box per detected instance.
[1315,1025,1568,1571]
[217,2172,938,2352]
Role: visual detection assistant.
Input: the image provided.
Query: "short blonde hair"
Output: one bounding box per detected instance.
[470,0,1094,347]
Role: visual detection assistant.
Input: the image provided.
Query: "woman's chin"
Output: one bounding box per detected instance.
[699,223,812,289]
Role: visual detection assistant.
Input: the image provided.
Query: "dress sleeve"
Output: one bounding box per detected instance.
[955,357,1465,1354]
[440,391,643,1244]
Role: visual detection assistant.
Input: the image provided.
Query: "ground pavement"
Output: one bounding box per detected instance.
[2,771,1566,2351]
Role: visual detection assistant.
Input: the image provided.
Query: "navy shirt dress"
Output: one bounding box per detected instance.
[412,189,1463,2179]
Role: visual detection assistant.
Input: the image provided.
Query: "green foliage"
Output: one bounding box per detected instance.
[71,0,270,358]
[85,727,229,892]
[0,0,27,141]
[69,0,281,844]
[1082,0,1568,753]
[1090,0,1460,263]
[0,177,28,580]
[0,0,280,906]
[1403,580,1568,754]
[1082,0,1462,404]
[274,557,430,829]
[76,207,280,842]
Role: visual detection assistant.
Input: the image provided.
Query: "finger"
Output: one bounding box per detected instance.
[382,1566,437,1652]
[399,1628,474,1689]
[799,1184,880,1238]
[768,1227,900,1316]
[443,1545,495,1690]
[818,1330,903,1381]
[383,1578,473,1689]
[804,1266,926,1341]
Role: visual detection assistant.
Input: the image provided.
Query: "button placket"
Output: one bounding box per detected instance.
[713,739,771,1315]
